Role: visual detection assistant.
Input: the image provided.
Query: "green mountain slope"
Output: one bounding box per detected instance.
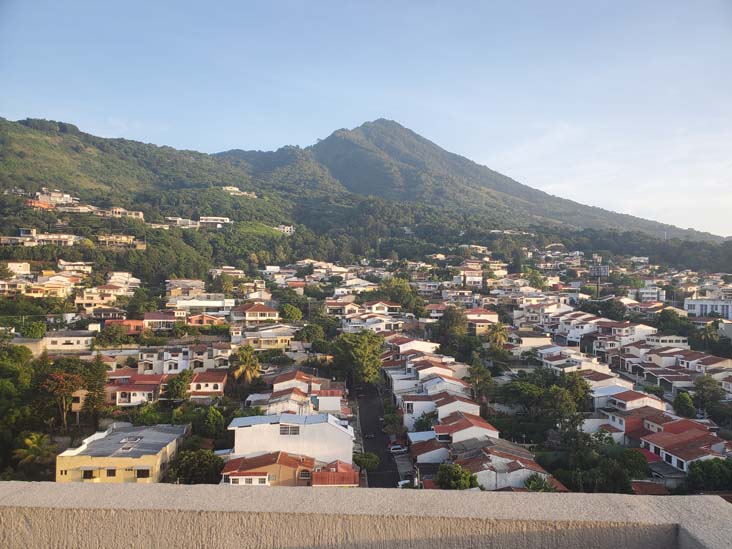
[308,119,717,240]
[0,116,720,241]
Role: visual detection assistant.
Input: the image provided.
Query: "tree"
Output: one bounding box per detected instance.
[332,331,384,385]
[297,324,325,343]
[435,463,478,490]
[13,432,57,466]
[82,353,109,429]
[94,324,129,347]
[202,406,225,439]
[693,375,724,414]
[434,306,467,344]
[486,322,509,353]
[167,449,224,484]
[165,369,194,400]
[468,360,494,404]
[545,386,579,436]
[502,381,545,419]
[687,459,732,491]
[280,303,303,322]
[21,321,46,339]
[230,344,261,384]
[618,449,650,479]
[674,392,696,418]
[413,413,436,432]
[0,263,13,280]
[42,371,84,432]
[353,452,379,471]
[524,473,556,492]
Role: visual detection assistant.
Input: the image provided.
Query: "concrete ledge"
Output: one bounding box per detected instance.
[1,482,731,548]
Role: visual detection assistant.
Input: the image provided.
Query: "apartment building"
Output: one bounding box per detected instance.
[56,423,187,483]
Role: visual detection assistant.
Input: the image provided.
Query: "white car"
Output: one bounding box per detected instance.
[389,444,408,455]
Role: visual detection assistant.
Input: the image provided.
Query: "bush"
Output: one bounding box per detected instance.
[353,452,379,471]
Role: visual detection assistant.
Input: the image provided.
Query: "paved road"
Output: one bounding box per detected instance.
[358,384,400,488]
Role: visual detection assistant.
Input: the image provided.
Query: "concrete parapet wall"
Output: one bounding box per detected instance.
[1,482,730,548]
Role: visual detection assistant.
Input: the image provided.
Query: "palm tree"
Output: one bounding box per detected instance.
[487,322,509,352]
[13,432,57,467]
[699,323,720,351]
[230,344,261,384]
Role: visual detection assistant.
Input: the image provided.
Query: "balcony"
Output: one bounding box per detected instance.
[1,482,730,548]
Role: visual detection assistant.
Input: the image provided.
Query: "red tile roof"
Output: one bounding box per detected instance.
[222,451,315,476]
[434,411,498,436]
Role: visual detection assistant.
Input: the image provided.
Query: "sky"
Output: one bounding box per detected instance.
[1,1,731,235]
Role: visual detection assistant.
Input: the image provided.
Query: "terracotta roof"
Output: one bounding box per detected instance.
[192,370,228,384]
[632,481,670,496]
[611,390,656,402]
[434,411,498,436]
[409,439,447,459]
[236,302,278,313]
[222,451,315,476]
[273,370,312,385]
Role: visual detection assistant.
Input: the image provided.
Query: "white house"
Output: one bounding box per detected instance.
[228,414,354,465]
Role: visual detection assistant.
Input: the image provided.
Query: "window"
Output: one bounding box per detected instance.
[72,396,80,404]
[677,459,685,470]
[213,384,219,390]
[258,478,267,485]
[136,469,150,479]
[299,470,311,480]
[83,470,94,480]
[106,469,116,477]
[244,478,253,485]
[59,470,67,476]
[195,384,201,390]
[664,454,673,464]
[405,403,414,414]
[231,478,239,485]
[268,474,277,482]
[279,425,300,436]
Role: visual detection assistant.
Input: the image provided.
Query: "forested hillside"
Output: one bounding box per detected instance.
[0,116,730,286]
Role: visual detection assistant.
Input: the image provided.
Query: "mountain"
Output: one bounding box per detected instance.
[307,119,716,239]
[0,116,720,241]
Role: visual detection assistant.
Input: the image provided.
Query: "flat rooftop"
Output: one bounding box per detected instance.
[62,424,187,459]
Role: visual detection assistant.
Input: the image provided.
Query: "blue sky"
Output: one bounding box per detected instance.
[1,1,731,235]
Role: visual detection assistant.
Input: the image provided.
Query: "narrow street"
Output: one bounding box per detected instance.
[358,384,400,488]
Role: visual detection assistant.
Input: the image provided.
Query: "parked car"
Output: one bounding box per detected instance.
[389,444,408,455]
[364,433,375,440]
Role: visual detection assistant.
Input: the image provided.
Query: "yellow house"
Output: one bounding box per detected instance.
[56,423,188,483]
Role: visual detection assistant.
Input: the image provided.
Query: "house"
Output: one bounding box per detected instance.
[311,460,360,487]
[55,423,187,483]
[640,426,728,474]
[228,414,354,464]
[166,294,235,314]
[434,411,499,444]
[233,324,296,350]
[106,369,168,406]
[187,313,225,326]
[221,451,316,486]
[189,370,227,401]
[231,303,280,326]
[409,439,450,464]
[455,444,559,492]
[400,392,480,431]
[143,311,181,331]
[362,301,402,316]
[104,319,144,336]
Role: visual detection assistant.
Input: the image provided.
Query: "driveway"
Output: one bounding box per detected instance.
[358,384,400,488]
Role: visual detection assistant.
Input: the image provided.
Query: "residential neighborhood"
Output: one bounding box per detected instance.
[2,233,732,496]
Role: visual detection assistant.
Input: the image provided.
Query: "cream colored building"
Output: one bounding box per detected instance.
[56,423,188,483]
